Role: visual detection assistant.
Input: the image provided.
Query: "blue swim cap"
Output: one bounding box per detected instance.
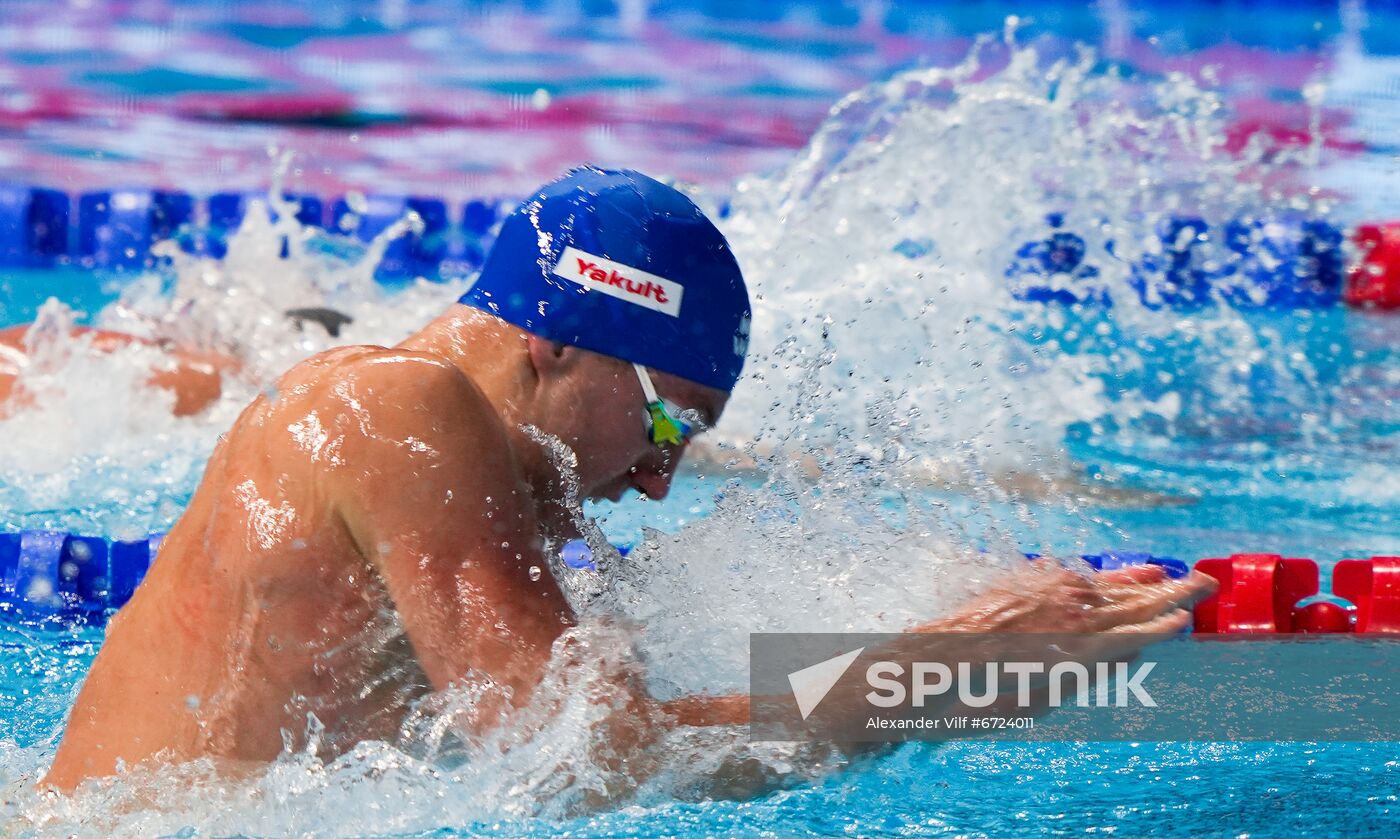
[458,167,751,391]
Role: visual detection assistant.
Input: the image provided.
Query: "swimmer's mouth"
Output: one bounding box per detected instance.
[599,478,642,503]
[590,478,624,503]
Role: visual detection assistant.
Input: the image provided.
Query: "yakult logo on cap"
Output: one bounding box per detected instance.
[553,246,684,317]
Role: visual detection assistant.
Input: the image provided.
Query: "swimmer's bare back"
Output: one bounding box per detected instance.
[0,325,237,417]
[44,346,572,789]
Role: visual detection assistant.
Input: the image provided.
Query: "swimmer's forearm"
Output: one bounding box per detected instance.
[660,693,751,727]
[656,613,995,729]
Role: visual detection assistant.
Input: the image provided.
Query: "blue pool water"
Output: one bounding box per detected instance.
[3,0,1400,836]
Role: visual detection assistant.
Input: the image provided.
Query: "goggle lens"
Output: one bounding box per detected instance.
[645,400,697,446]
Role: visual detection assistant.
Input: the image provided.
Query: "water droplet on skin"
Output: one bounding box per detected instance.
[528,565,542,581]
[186,695,201,710]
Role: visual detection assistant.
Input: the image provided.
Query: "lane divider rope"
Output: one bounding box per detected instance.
[1,184,1398,307]
[2,529,1396,633]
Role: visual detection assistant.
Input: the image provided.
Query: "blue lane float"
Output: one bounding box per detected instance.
[209,192,324,230]
[444,197,508,274]
[77,189,195,270]
[0,181,1367,304]
[1007,212,1347,309]
[0,185,503,279]
[1006,223,1106,305]
[1022,550,1190,579]
[1079,550,1190,579]
[0,185,69,268]
[202,191,325,259]
[0,530,162,618]
[331,194,450,280]
[1219,213,1345,308]
[462,198,501,237]
[0,530,631,620]
[1130,215,1214,308]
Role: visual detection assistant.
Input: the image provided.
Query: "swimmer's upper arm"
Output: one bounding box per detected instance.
[324,352,572,706]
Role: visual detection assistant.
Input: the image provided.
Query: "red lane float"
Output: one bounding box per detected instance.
[1333,556,1400,633]
[1347,223,1400,309]
[1192,554,1400,634]
[1293,599,1354,633]
[1192,553,1318,633]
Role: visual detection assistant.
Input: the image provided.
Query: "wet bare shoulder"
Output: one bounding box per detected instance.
[247,347,495,442]
[315,346,510,455]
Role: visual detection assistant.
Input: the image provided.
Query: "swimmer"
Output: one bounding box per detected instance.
[43,168,1213,792]
[0,325,235,417]
[0,308,350,418]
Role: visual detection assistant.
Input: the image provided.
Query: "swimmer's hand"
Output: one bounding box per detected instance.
[929,559,1215,636]
[657,562,1215,732]
[901,560,1217,726]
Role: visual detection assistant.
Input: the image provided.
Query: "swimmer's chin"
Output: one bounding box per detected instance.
[583,480,623,503]
[590,479,640,503]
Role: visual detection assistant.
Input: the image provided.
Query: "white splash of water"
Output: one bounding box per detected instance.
[716,34,1335,481]
[9,622,847,837]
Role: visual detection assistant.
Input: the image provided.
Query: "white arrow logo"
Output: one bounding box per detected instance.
[787,647,864,720]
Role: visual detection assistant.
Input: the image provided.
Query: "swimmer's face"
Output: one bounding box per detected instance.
[526,339,727,502]
[594,364,726,503]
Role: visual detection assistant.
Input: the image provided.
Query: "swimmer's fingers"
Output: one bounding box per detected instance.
[1102,568,1217,605]
[1097,565,1168,584]
[1085,572,1215,631]
[1102,607,1192,635]
[1055,609,1189,669]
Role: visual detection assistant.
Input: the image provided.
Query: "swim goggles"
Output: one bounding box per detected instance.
[633,363,707,447]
